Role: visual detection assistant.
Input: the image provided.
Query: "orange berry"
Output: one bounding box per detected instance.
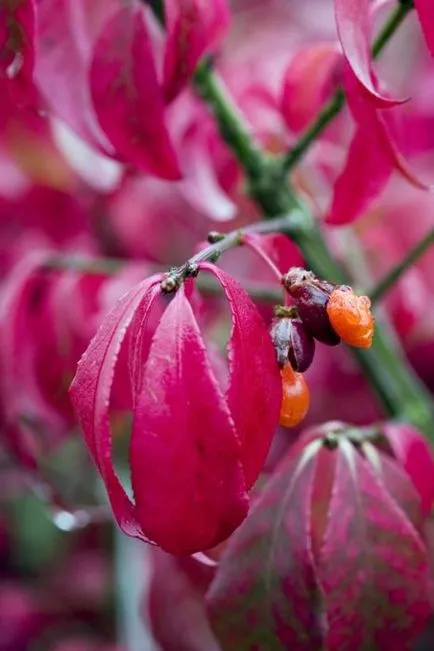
[279,364,310,428]
[326,287,374,349]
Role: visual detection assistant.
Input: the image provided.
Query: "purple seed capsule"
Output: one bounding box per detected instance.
[294,284,340,346]
[283,268,340,346]
[287,317,316,372]
[270,316,316,371]
[270,317,292,368]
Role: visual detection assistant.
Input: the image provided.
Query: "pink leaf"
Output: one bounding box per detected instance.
[327,67,432,225]
[319,438,431,651]
[363,442,425,536]
[415,0,434,56]
[35,0,115,154]
[163,0,230,103]
[0,255,67,466]
[327,120,393,225]
[381,422,434,517]
[148,549,220,651]
[334,0,406,107]
[281,42,343,133]
[130,287,248,555]
[177,122,237,222]
[69,275,162,539]
[199,263,282,488]
[207,439,324,650]
[90,4,181,179]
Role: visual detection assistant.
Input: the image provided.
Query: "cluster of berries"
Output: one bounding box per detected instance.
[271,268,375,428]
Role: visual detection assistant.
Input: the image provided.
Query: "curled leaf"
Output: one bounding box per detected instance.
[199,263,282,488]
[334,0,406,107]
[130,286,248,555]
[319,438,430,651]
[281,42,343,132]
[207,439,324,651]
[415,0,434,56]
[90,4,181,179]
[70,275,162,539]
[327,66,432,225]
[163,0,230,103]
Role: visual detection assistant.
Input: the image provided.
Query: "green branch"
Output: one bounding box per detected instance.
[369,228,434,304]
[281,1,414,172]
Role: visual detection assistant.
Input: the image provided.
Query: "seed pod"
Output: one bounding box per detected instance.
[279,363,310,428]
[327,287,374,349]
[271,316,316,372]
[290,282,340,346]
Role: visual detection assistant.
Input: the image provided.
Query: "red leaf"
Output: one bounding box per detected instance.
[327,67,432,225]
[69,275,162,539]
[381,422,434,517]
[207,439,325,651]
[199,263,282,488]
[0,255,67,466]
[334,0,406,107]
[130,287,248,555]
[415,0,434,56]
[318,438,431,651]
[281,42,342,133]
[89,4,181,179]
[327,120,393,225]
[35,0,115,154]
[163,0,230,103]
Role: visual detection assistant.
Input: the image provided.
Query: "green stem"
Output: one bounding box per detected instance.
[161,214,304,291]
[281,0,414,172]
[369,228,434,304]
[194,61,268,181]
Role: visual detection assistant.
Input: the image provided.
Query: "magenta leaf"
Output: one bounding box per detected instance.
[327,120,393,225]
[415,0,434,56]
[177,121,237,222]
[281,43,342,133]
[327,67,432,225]
[148,549,220,651]
[89,4,181,179]
[207,439,324,651]
[69,275,162,539]
[362,441,425,536]
[199,263,282,488]
[163,0,230,103]
[0,256,65,466]
[319,438,431,651]
[381,422,434,517]
[35,0,115,154]
[130,286,248,556]
[334,0,406,107]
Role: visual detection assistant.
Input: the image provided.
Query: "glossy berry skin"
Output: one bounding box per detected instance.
[270,316,316,372]
[283,268,340,346]
[279,364,310,428]
[327,287,374,348]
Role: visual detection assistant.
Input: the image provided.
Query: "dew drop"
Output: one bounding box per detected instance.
[51,508,82,532]
[49,505,110,531]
